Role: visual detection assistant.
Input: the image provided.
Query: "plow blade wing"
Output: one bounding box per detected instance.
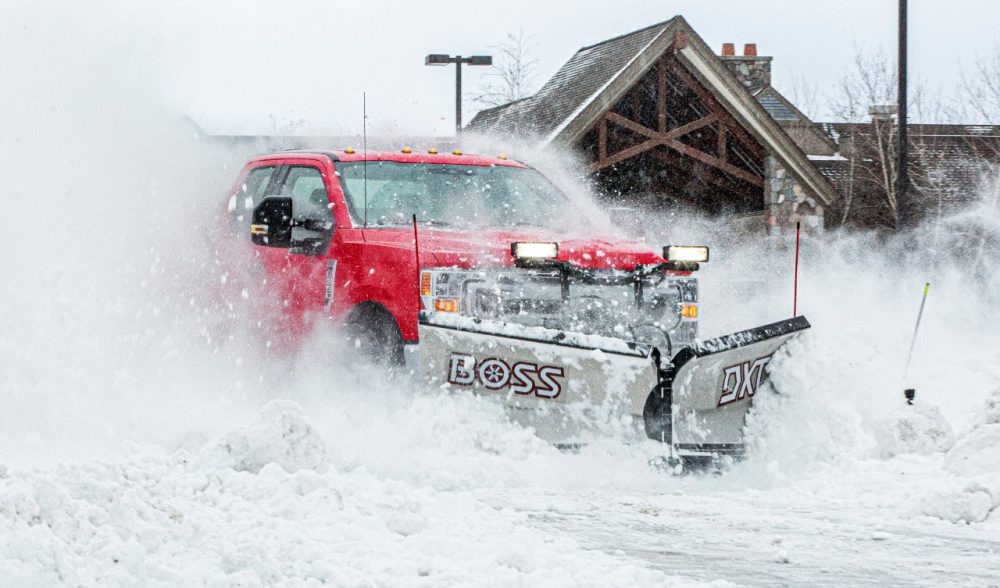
[666,316,811,455]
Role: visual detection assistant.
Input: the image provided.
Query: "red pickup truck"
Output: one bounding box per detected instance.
[222,147,814,456]
[223,148,700,365]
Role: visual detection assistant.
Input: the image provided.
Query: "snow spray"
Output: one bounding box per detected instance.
[902,282,931,404]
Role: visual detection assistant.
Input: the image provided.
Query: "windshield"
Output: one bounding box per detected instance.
[336,162,570,229]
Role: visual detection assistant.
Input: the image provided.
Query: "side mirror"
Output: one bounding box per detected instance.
[250,197,293,248]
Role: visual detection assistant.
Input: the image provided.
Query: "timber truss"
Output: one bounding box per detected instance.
[580,52,767,209]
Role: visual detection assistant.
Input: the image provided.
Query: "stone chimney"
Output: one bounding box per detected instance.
[719,42,772,92]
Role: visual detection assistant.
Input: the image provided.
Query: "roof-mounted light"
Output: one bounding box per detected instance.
[344,147,356,154]
[498,153,508,160]
[428,147,438,154]
[401,146,412,154]
[452,149,462,156]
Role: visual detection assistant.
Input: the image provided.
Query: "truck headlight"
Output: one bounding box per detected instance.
[511,242,558,261]
[663,245,709,263]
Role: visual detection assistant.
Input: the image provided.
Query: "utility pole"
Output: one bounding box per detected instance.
[896,0,909,228]
[425,53,493,134]
[456,58,463,134]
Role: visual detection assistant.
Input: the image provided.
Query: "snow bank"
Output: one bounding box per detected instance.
[0,406,701,586]
[946,424,1000,478]
[918,483,997,524]
[196,400,328,474]
[873,402,955,458]
[923,388,1000,524]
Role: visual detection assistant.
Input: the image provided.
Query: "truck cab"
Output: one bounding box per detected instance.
[224,148,700,364]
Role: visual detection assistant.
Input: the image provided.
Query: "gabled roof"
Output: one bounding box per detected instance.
[469,18,677,141]
[467,16,838,205]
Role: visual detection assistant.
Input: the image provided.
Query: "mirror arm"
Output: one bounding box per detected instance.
[290,237,327,256]
[299,219,334,231]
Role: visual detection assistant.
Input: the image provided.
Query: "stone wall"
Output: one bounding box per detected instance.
[766,156,825,235]
[720,56,772,93]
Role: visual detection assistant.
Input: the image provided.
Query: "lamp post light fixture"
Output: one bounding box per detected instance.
[425,53,493,134]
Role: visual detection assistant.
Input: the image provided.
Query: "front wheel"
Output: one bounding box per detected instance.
[344,305,405,367]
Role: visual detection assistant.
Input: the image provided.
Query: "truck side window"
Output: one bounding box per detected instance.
[229,166,276,236]
[280,166,333,222]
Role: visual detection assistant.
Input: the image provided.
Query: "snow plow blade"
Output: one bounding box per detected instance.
[658,316,810,456]
[418,313,810,455]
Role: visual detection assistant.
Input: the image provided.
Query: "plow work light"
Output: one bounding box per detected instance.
[511,242,558,261]
[664,245,710,263]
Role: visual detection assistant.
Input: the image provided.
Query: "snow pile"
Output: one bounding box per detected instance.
[945,387,1000,478]
[872,402,955,458]
[0,404,703,587]
[921,387,1000,524]
[196,400,328,474]
[917,483,997,524]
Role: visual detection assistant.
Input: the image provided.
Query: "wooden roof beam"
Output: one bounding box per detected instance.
[649,149,757,201]
[663,139,764,187]
[669,60,765,160]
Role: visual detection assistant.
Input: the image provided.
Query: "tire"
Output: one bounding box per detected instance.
[345,304,405,367]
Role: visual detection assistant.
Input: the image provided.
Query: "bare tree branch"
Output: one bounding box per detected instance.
[828,46,954,230]
[959,47,1000,124]
[473,28,539,107]
[786,74,819,119]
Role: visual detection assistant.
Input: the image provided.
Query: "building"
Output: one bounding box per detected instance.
[468,17,837,235]
[470,16,1000,233]
[818,121,1000,228]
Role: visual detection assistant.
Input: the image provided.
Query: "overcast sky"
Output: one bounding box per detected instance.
[161,0,999,136]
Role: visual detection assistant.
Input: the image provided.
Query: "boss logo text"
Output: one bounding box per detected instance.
[447,353,564,399]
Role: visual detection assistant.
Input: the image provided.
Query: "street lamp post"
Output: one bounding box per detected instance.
[425,53,493,134]
[896,0,909,228]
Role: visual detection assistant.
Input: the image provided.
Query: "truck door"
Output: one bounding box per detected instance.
[255,160,338,341]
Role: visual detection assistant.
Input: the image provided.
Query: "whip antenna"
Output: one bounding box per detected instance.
[902,282,930,404]
[412,214,422,311]
[363,92,368,228]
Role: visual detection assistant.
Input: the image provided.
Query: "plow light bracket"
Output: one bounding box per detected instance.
[511,242,558,266]
[664,245,710,263]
